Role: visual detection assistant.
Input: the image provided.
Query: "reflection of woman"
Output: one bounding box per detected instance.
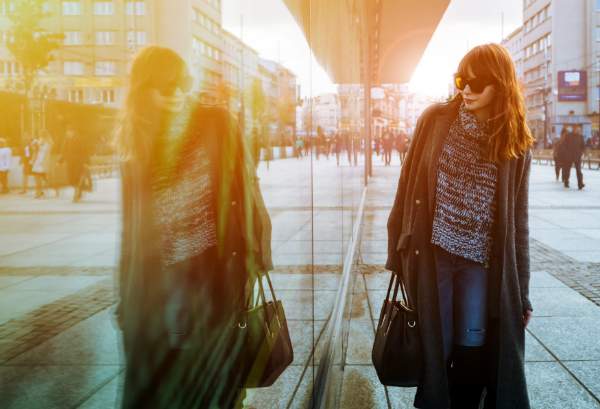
[31,130,54,199]
[116,46,272,409]
[386,44,534,409]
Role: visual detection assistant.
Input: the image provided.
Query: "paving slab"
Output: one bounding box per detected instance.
[525,361,600,409]
[0,364,122,409]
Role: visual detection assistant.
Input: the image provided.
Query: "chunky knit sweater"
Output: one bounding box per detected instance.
[430,104,498,264]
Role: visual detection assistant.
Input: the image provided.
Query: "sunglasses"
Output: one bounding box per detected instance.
[454,73,494,94]
[156,75,193,96]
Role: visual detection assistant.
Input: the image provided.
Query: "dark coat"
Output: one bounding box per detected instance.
[386,99,533,409]
[117,105,273,408]
[562,131,585,163]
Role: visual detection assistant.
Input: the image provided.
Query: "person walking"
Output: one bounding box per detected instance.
[0,137,12,193]
[561,125,585,190]
[552,128,567,182]
[385,44,534,409]
[396,130,409,165]
[115,46,272,409]
[60,125,90,202]
[382,130,393,166]
[19,134,36,194]
[31,130,53,199]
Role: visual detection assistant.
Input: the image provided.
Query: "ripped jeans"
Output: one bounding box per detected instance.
[434,245,488,363]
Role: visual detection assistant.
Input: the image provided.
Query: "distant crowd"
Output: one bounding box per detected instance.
[0,126,93,202]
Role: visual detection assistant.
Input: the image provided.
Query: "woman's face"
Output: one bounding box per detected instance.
[461,66,496,113]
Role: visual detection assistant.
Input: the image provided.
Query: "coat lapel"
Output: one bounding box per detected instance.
[427,103,459,217]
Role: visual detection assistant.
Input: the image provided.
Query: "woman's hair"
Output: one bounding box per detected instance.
[454,43,534,162]
[116,46,189,161]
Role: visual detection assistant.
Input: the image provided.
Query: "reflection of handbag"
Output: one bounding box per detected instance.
[240,272,293,388]
[372,271,422,387]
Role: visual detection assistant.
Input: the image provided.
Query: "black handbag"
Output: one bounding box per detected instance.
[372,271,422,387]
[240,272,293,388]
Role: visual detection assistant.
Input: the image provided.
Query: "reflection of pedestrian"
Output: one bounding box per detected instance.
[116,46,272,409]
[61,125,90,202]
[386,44,534,409]
[31,131,53,199]
[334,132,343,166]
[561,125,585,190]
[0,138,11,193]
[20,134,35,194]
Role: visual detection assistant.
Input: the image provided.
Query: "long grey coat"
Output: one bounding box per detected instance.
[386,99,532,409]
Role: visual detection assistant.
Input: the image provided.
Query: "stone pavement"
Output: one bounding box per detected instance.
[341,162,600,409]
[0,153,599,408]
[0,156,363,409]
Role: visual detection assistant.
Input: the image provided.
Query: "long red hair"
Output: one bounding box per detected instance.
[454,43,534,162]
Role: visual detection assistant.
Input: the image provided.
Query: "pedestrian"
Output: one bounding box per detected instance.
[397,131,409,165]
[60,124,91,202]
[382,130,393,166]
[0,137,12,193]
[561,124,585,190]
[553,128,567,181]
[115,46,272,409]
[385,44,534,409]
[31,130,53,199]
[295,136,304,158]
[19,134,36,194]
[353,131,361,166]
[334,132,343,166]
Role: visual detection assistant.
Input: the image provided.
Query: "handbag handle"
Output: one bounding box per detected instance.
[387,271,414,311]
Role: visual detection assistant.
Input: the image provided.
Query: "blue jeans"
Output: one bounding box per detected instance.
[435,246,488,363]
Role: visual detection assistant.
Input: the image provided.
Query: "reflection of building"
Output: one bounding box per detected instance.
[399,92,441,134]
[0,0,298,133]
[311,93,340,133]
[0,0,224,107]
[504,0,599,141]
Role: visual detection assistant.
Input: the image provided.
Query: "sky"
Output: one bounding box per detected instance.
[222,0,523,98]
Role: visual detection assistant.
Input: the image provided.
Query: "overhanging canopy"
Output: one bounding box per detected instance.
[283,0,450,84]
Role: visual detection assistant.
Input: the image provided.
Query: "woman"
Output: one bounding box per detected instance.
[31,130,54,199]
[386,44,534,409]
[116,46,272,409]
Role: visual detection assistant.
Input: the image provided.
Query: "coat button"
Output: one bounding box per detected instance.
[415,250,419,255]
[415,199,421,205]
[232,251,237,256]
[232,201,237,206]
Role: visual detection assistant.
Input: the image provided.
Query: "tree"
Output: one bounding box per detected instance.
[7,0,63,97]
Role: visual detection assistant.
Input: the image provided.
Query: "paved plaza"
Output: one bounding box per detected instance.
[0,154,599,408]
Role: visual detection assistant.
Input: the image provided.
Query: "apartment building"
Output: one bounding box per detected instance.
[501,26,525,81]
[0,0,223,107]
[517,0,600,141]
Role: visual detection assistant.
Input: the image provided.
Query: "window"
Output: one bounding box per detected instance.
[94,1,113,15]
[101,89,116,104]
[597,27,600,42]
[95,61,116,76]
[127,31,146,46]
[0,1,15,15]
[62,1,81,15]
[64,61,84,76]
[126,1,145,15]
[68,89,84,103]
[597,0,600,11]
[96,31,115,45]
[64,31,82,45]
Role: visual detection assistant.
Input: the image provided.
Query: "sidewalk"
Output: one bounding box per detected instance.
[0,156,599,408]
[341,162,600,408]
[0,156,363,409]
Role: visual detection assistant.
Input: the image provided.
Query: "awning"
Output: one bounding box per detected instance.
[283,0,450,84]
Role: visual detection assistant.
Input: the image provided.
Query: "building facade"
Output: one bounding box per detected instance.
[514,0,600,143]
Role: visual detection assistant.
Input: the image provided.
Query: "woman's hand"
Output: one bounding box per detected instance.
[523,309,533,328]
